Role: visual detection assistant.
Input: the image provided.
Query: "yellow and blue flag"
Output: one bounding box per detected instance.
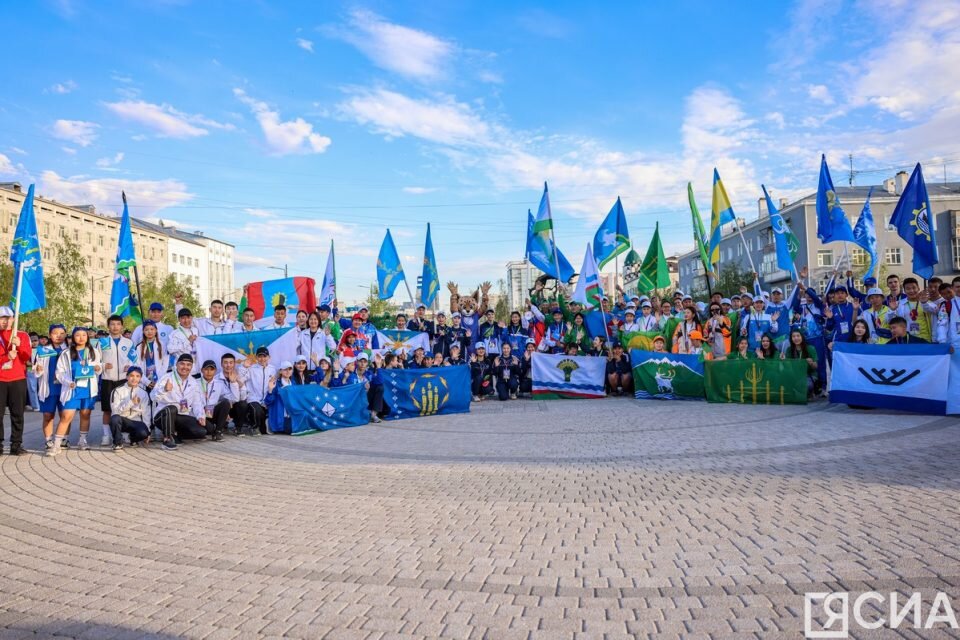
[377,229,406,300]
[592,197,630,269]
[816,154,855,244]
[708,169,736,265]
[10,184,45,314]
[890,163,938,279]
[109,192,142,322]
[420,223,439,307]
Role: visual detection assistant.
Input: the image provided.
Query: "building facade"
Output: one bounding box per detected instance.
[505,260,543,311]
[623,254,679,297]
[677,173,960,298]
[0,182,169,325]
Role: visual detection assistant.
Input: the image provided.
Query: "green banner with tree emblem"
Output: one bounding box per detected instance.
[704,359,807,405]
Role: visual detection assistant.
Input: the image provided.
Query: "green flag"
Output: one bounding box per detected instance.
[688,182,712,274]
[704,359,807,405]
[630,350,705,400]
[619,328,664,352]
[636,222,670,294]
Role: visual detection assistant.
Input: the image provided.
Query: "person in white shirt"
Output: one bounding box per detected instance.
[198,359,231,441]
[238,307,259,333]
[108,366,152,450]
[300,312,336,374]
[216,353,250,437]
[254,305,294,330]
[99,314,135,447]
[131,302,174,350]
[167,308,201,375]
[243,346,276,435]
[190,299,237,336]
[151,354,208,451]
[935,282,960,350]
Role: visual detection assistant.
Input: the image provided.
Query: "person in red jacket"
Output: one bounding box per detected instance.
[0,306,33,455]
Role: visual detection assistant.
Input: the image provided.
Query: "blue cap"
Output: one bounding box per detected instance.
[863,277,878,287]
[830,285,848,294]
[318,304,331,313]
[48,323,66,333]
[126,366,143,376]
[149,302,164,311]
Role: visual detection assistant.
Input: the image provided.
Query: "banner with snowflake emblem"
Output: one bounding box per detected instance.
[280,383,369,433]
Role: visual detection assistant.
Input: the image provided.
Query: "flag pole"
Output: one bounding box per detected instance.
[123,193,146,323]
[547,185,562,286]
[330,238,337,304]
[11,261,25,336]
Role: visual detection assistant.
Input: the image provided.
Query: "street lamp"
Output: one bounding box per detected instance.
[90,274,113,326]
[267,264,288,278]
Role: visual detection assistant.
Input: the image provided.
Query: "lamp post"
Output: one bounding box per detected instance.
[267,264,288,278]
[90,274,113,326]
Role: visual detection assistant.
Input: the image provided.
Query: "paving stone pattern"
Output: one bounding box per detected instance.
[1,399,959,639]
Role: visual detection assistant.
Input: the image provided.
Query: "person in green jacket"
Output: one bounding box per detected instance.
[727,335,754,360]
[782,329,819,396]
[562,312,592,354]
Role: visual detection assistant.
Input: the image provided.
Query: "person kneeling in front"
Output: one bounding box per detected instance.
[108,366,152,450]
[151,354,208,451]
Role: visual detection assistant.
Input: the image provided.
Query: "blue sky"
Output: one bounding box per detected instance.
[3,0,959,303]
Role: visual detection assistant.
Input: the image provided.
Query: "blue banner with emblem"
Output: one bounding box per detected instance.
[280,382,369,433]
[381,365,471,420]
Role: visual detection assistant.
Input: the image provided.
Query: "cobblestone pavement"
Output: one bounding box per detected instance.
[1,399,959,639]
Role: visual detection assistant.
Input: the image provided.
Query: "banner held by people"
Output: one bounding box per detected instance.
[196,327,301,369]
[531,352,606,399]
[630,350,704,400]
[243,277,317,320]
[376,329,430,357]
[280,383,369,433]
[381,365,471,420]
[705,359,807,405]
[830,342,950,415]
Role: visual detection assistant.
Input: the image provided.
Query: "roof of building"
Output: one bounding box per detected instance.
[130,217,232,247]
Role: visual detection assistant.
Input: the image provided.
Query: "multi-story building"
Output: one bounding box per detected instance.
[506,259,543,311]
[677,172,960,297]
[0,182,168,325]
[132,219,235,310]
[623,252,679,297]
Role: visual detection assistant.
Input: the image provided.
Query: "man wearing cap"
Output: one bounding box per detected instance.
[407,304,435,336]
[168,308,201,375]
[431,311,449,357]
[0,307,32,455]
[765,287,791,349]
[242,346,275,435]
[741,295,779,352]
[478,309,503,354]
[444,342,466,366]
[339,313,370,353]
[198,359,230,441]
[316,304,342,341]
[151,354,208,451]
[98,314,135,447]
[407,346,430,369]
[542,308,567,354]
[861,287,894,344]
[447,312,469,356]
[821,284,857,349]
[469,343,493,401]
[108,366,152,449]
[131,302,174,350]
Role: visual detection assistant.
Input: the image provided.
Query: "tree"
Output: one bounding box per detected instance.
[362,283,398,317]
[136,273,202,328]
[494,278,508,322]
[711,263,754,300]
[5,237,89,334]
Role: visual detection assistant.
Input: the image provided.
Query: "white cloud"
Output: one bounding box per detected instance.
[296,37,314,53]
[402,186,439,194]
[235,254,275,268]
[38,171,192,216]
[243,208,276,218]
[806,84,834,105]
[95,152,124,168]
[329,9,454,81]
[50,119,99,147]
[765,112,786,129]
[61,146,77,155]
[0,153,15,175]
[340,89,491,146]
[104,100,235,138]
[234,89,331,155]
[48,80,77,95]
[8,147,27,155]
[478,70,503,84]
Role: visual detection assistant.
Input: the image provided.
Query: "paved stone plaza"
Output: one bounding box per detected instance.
[1,399,958,639]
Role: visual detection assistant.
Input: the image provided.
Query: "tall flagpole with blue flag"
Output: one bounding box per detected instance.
[377,229,414,303]
[890,163,938,279]
[10,183,45,332]
[816,154,856,245]
[319,239,336,307]
[852,187,879,280]
[109,191,143,323]
[421,223,440,308]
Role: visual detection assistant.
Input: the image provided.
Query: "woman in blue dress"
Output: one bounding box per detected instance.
[49,327,102,454]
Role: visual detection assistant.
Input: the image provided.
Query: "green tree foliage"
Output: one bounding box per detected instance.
[136,273,202,328]
[692,263,753,301]
[362,283,398,318]
[494,278,509,322]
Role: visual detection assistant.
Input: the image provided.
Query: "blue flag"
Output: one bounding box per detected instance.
[319,239,336,307]
[376,229,406,300]
[762,185,799,274]
[852,187,878,278]
[109,192,141,321]
[381,365,471,420]
[10,184,45,314]
[890,163,938,279]
[816,154,855,244]
[527,183,575,281]
[280,383,369,432]
[420,223,439,307]
[592,197,630,270]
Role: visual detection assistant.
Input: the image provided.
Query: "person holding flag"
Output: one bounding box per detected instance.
[4,183,44,455]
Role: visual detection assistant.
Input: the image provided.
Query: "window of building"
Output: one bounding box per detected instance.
[73,229,79,241]
[885,247,902,265]
[761,252,777,275]
[171,253,177,262]
[851,248,867,266]
[817,250,833,267]
[953,237,960,270]
[43,249,50,260]
[43,223,49,238]
[99,258,104,269]
[180,255,185,265]
[59,226,66,238]
[98,235,103,247]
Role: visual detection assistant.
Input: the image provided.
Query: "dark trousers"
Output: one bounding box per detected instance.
[368,385,384,413]
[471,375,493,397]
[153,406,208,441]
[229,400,250,430]
[247,402,267,434]
[210,399,232,434]
[0,379,27,450]
[495,376,519,400]
[109,415,150,444]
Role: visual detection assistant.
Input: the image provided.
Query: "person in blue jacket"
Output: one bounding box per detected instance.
[265,361,294,434]
[334,356,360,387]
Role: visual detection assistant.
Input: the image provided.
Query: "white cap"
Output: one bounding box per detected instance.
[0,306,13,317]
[772,287,783,294]
[721,297,732,305]
[279,360,293,370]
[682,295,693,301]
[356,352,369,361]
[294,355,307,363]
[867,287,884,297]
[358,305,369,312]
[340,355,356,366]
[474,342,486,350]
[451,312,461,318]
[641,300,652,308]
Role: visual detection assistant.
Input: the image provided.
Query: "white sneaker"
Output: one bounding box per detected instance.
[122,433,131,445]
[78,435,90,451]
[46,442,61,457]
[100,434,112,447]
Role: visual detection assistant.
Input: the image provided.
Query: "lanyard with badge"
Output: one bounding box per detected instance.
[179,326,197,355]
[200,378,215,417]
[175,375,190,414]
[834,305,849,335]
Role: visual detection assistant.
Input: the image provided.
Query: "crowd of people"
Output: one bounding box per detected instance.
[0,270,956,457]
